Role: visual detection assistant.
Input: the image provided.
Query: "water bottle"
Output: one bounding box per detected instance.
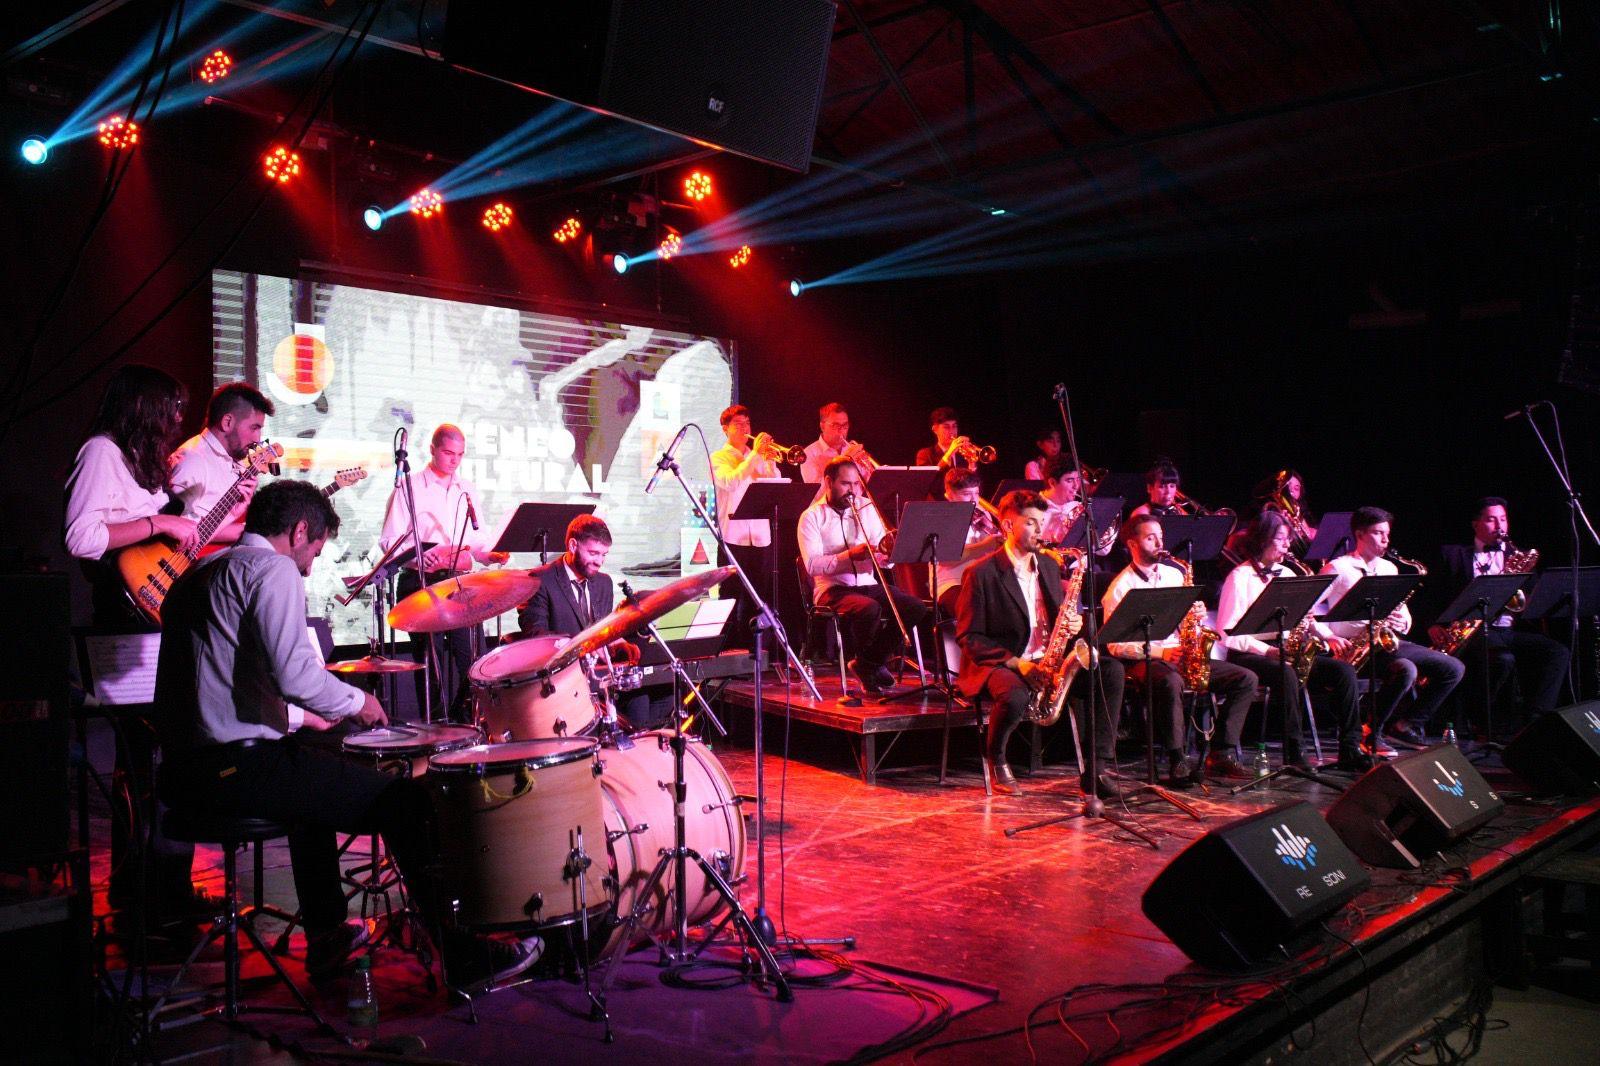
[1253,744,1271,778]
[347,954,378,1045]
[1442,722,1459,749]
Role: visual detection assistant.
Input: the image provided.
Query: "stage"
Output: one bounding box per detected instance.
[80,710,1600,1064]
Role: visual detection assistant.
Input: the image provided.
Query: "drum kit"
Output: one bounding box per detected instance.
[325,564,783,1021]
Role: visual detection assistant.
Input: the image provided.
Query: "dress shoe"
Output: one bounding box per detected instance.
[989,758,1022,795]
[847,658,884,695]
[1205,753,1254,780]
[1167,752,1195,788]
[871,664,896,690]
[1336,748,1376,773]
[1361,725,1397,758]
[1383,722,1429,750]
[1283,744,1316,772]
[1080,772,1126,800]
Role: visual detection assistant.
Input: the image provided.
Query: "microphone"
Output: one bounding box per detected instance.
[465,494,480,531]
[1503,405,1531,421]
[644,426,688,495]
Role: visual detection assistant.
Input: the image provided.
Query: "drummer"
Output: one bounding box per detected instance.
[379,424,508,722]
[516,514,656,727]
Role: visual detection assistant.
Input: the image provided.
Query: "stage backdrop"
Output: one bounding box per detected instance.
[212,269,736,645]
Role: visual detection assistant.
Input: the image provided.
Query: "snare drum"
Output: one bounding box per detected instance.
[428,738,610,931]
[599,731,746,941]
[342,723,481,777]
[468,635,596,741]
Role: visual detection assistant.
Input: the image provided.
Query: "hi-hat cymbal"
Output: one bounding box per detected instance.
[387,569,541,633]
[326,655,425,675]
[548,566,735,671]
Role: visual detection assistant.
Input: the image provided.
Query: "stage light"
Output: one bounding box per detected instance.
[362,205,384,232]
[553,216,582,243]
[788,279,804,297]
[481,202,514,232]
[262,145,301,185]
[20,138,48,166]
[198,50,233,84]
[989,207,1007,216]
[612,253,631,275]
[728,244,752,269]
[97,115,140,151]
[657,231,682,260]
[408,188,444,219]
[684,170,713,202]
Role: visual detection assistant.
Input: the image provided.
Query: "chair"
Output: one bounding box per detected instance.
[795,556,848,691]
[151,811,334,1031]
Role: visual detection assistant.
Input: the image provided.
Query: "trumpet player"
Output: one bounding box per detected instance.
[915,406,979,471]
[954,491,1124,797]
[712,405,784,642]
[800,402,878,485]
[1103,515,1258,785]
[1129,459,1183,519]
[1314,507,1463,754]
[934,468,1003,617]
[799,457,928,694]
[1216,512,1370,772]
[1434,497,1569,724]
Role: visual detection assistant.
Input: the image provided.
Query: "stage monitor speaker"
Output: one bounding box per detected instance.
[1325,743,1504,869]
[441,0,836,173]
[1503,701,1600,794]
[1141,801,1370,969]
[0,573,70,866]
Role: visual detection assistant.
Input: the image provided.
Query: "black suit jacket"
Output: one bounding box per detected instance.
[954,547,1063,698]
[517,558,614,638]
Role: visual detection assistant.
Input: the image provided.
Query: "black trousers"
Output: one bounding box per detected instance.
[1123,657,1257,752]
[398,570,483,722]
[816,582,929,670]
[720,542,772,651]
[1369,640,1465,732]
[108,711,196,911]
[982,658,1125,769]
[159,739,437,938]
[1458,626,1571,726]
[1229,651,1361,750]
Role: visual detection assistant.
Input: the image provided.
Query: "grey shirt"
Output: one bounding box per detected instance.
[156,533,365,755]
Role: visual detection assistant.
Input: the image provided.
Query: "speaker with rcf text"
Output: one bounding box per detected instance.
[1325,744,1504,869]
[442,0,836,173]
[1142,801,1370,969]
[1503,702,1600,794]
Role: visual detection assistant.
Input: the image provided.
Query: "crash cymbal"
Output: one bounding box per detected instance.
[548,566,735,671]
[326,655,425,675]
[386,569,540,633]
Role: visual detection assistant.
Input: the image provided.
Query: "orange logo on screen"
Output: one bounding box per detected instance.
[271,333,333,401]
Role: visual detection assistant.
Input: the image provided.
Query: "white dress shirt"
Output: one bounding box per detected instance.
[169,428,245,522]
[1470,542,1514,627]
[1217,562,1336,657]
[155,533,365,755]
[1102,559,1187,659]
[379,464,488,563]
[710,442,778,547]
[1024,459,1046,481]
[1316,553,1410,640]
[798,495,889,596]
[64,435,170,560]
[1005,544,1050,660]
[934,512,998,601]
[800,437,875,486]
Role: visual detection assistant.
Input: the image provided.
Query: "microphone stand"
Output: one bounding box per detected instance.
[394,429,437,722]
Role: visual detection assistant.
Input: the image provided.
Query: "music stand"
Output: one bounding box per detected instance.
[1432,572,1535,749]
[866,466,944,518]
[1304,512,1354,562]
[1222,575,1340,794]
[990,479,1044,502]
[1520,566,1600,622]
[1321,573,1421,757]
[494,503,597,563]
[730,480,816,647]
[1061,497,1125,553]
[1097,585,1207,821]
[1154,515,1235,568]
[1092,472,1147,503]
[881,502,971,726]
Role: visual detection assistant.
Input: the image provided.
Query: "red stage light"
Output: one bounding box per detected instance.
[97,115,140,150]
[728,244,753,268]
[262,145,301,185]
[409,188,444,219]
[684,170,712,202]
[657,232,682,260]
[552,217,582,243]
[481,202,514,232]
[198,50,233,84]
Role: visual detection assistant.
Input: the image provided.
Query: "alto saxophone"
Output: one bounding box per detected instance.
[1169,553,1220,694]
[1431,540,1539,657]
[1025,547,1093,727]
[1337,550,1426,670]
[1278,553,1327,683]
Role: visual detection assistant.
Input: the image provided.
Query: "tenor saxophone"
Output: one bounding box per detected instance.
[1170,554,1220,694]
[1025,547,1093,727]
[1279,552,1327,683]
[1431,540,1539,657]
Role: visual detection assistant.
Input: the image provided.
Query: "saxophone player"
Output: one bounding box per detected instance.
[954,491,1124,797]
[1103,515,1258,785]
[1216,512,1370,773]
[1313,507,1464,754]
[1433,497,1569,726]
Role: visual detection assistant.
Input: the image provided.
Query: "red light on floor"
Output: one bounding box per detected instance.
[199,50,233,84]
[552,217,582,243]
[657,232,682,260]
[409,188,444,219]
[728,244,752,268]
[97,115,140,150]
[481,202,514,232]
[684,170,712,202]
[262,145,301,185]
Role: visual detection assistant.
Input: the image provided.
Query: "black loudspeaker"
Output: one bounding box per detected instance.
[442,0,836,173]
[1503,701,1600,794]
[1325,744,1505,869]
[0,573,70,867]
[1141,801,1371,969]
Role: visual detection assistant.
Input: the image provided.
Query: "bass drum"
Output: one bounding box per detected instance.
[599,731,745,944]
[468,635,596,741]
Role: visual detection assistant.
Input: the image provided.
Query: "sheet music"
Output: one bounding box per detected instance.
[82,632,161,706]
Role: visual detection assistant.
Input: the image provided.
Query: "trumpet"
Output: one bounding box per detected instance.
[956,441,998,465]
[841,440,879,477]
[754,434,807,465]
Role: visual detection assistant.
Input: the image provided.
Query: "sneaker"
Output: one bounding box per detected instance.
[1167,752,1195,788]
[1361,725,1397,758]
[306,918,374,983]
[1205,753,1254,781]
[1383,723,1429,750]
[449,933,544,988]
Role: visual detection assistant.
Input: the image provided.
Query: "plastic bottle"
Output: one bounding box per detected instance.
[1442,722,1459,749]
[347,954,378,1045]
[1253,744,1272,778]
